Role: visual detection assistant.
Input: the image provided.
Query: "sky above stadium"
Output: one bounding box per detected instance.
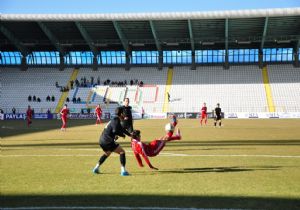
[1,0,299,14]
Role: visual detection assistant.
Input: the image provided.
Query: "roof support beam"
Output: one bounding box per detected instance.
[37,21,65,55]
[0,24,29,56]
[187,20,195,52]
[260,17,269,51]
[149,21,161,52]
[188,19,196,70]
[112,21,129,53]
[149,21,162,70]
[224,18,229,69]
[293,40,299,67]
[75,21,98,56]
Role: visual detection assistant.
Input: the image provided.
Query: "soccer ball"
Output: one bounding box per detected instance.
[165,123,175,132]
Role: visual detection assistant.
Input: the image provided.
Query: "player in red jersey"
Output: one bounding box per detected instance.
[26,105,33,127]
[94,104,102,125]
[131,129,181,170]
[200,102,208,126]
[60,104,69,131]
[167,114,178,138]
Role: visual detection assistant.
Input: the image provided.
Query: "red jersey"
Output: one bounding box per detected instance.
[60,108,69,117]
[201,106,207,115]
[131,138,165,168]
[26,109,32,118]
[95,107,102,115]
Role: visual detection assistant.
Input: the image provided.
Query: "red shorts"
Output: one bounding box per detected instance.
[167,131,174,138]
[147,140,165,157]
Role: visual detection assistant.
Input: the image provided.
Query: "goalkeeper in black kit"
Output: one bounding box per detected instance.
[214,103,222,128]
[121,98,134,133]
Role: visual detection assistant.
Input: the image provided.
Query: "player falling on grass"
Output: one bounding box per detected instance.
[131,127,181,170]
[94,104,102,125]
[93,107,132,176]
[60,104,69,131]
[26,105,33,127]
[167,114,178,138]
[214,103,222,128]
[200,102,208,126]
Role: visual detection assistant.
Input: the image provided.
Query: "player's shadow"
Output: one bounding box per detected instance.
[157,165,281,174]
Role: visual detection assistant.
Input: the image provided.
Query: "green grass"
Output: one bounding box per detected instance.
[1,119,300,210]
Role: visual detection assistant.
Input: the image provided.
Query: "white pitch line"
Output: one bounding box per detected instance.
[1,206,249,210]
[1,153,299,158]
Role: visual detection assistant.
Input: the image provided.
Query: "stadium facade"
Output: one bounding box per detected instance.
[0,8,300,119]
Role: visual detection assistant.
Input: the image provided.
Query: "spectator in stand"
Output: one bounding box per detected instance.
[139,81,144,87]
[72,97,76,103]
[70,80,74,89]
[55,81,59,88]
[33,95,36,102]
[130,80,133,86]
[51,95,55,102]
[97,77,101,85]
[46,95,50,102]
[0,109,4,114]
[75,79,79,87]
[91,76,94,86]
[37,97,41,102]
[12,107,16,114]
[77,97,81,103]
[66,97,70,102]
[28,95,32,102]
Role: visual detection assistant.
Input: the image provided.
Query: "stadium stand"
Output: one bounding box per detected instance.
[0,68,72,113]
[169,65,268,113]
[1,65,299,115]
[268,64,300,112]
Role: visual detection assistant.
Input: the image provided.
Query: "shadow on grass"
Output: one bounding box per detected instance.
[155,165,281,174]
[0,119,107,138]
[1,194,300,210]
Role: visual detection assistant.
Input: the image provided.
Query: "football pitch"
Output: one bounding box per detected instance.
[1,119,300,210]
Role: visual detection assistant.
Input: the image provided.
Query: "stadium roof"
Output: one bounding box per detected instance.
[1,8,300,55]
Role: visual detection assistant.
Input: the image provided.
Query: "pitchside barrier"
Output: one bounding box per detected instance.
[1,113,53,120]
[2,112,300,120]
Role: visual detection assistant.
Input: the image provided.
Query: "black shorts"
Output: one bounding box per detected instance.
[215,115,222,121]
[100,141,119,152]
